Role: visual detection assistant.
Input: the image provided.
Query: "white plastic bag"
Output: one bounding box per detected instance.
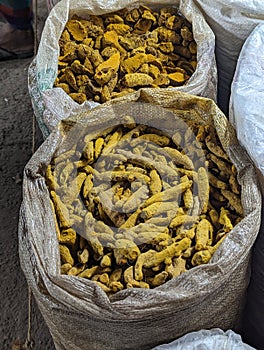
[229,24,264,175]
[152,329,256,350]
[29,0,217,137]
[229,23,264,350]
[194,0,264,115]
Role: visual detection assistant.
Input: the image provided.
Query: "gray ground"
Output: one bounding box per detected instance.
[0,1,55,349]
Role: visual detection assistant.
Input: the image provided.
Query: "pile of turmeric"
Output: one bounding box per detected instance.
[54,6,197,104]
[46,117,243,295]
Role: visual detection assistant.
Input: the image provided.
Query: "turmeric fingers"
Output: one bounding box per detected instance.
[54,7,197,103]
[46,120,243,295]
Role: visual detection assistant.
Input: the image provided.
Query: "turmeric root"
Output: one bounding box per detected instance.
[114,239,140,265]
[59,245,74,265]
[123,73,154,87]
[59,228,77,246]
[219,207,233,233]
[165,256,186,278]
[195,218,213,251]
[135,238,191,280]
[124,266,149,289]
[148,271,168,287]
[191,235,227,266]
[47,120,243,295]
[198,167,210,214]
[221,189,244,216]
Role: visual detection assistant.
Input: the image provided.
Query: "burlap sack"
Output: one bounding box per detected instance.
[29,0,217,138]
[19,90,261,350]
[229,24,264,350]
[193,0,264,115]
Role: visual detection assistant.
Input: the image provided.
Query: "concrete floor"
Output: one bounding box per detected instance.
[0,1,55,349]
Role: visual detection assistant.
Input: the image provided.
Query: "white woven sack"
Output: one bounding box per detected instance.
[229,24,264,176]
[152,329,256,350]
[19,90,261,350]
[194,0,264,115]
[229,23,264,350]
[29,0,217,137]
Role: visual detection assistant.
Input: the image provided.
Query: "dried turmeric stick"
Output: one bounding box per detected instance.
[94,137,104,159]
[140,201,178,220]
[59,161,75,185]
[183,188,193,210]
[205,135,229,161]
[164,147,194,170]
[143,179,192,208]
[98,273,110,286]
[59,228,77,246]
[114,239,140,265]
[67,264,86,276]
[191,235,227,266]
[59,245,74,265]
[77,248,89,264]
[174,226,196,241]
[123,73,154,87]
[124,266,149,289]
[102,127,123,155]
[219,207,233,233]
[229,174,240,195]
[169,214,197,229]
[122,185,149,213]
[86,232,104,258]
[82,173,93,199]
[208,153,232,175]
[118,125,147,144]
[208,172,228,190]
[197,167,210,214]
[119,208,141,229]
[93,281,112,293]
[135,231,171,246]
[221,189,244,216]
[109,268,123,282]
[46,165,59,191]
[61,263,72,274]
[195,218,213,251]
[50,191,71,229]
[149,169,162,195]
[100,254,112,268]
[148,271,168,287]
[83,141,94,163]
[109,281,124,292]
[165,256,186,278]
[208,207,221,230]
[98,170,150,184]
[135,238,191,280]
[78,266,99,279]
[134,134,170,147]
[63,172,87,204]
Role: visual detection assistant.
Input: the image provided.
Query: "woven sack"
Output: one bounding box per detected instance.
[29,0,217,137]
[19,90,261,350]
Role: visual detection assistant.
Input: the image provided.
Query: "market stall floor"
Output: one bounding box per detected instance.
[0,1,55,348]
